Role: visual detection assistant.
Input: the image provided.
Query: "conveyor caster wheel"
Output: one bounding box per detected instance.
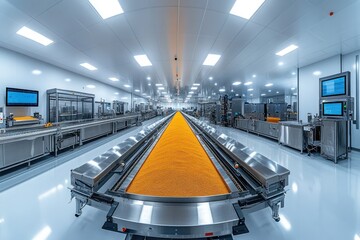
[75,214,80,217]
[274,217,280,222]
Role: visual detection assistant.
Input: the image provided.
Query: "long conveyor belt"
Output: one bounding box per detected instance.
[126,112,230,197]
[70,112,290,239]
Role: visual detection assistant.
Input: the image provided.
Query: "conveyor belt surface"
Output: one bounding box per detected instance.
[126,112,230,197]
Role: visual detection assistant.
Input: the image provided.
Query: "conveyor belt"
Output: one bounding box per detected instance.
[126,112,230,197]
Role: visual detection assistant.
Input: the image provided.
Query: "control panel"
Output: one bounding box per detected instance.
[319,97,354,120]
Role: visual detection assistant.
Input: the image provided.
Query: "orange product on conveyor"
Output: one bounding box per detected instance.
[13,116,37,121]
[267,117,280,123]
[126,112,230,197]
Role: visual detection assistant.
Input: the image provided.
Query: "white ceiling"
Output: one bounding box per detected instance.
[0,0,360,101]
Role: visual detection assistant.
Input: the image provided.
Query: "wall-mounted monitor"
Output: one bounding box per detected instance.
[320,72,350,98]
[322,102,343,116]
[6,88,39,107]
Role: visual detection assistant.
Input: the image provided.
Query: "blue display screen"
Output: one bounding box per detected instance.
[323,102,343,116]
[321,76,346,97]
[6,88,39,106]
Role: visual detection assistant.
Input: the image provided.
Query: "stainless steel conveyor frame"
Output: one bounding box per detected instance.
[70,112,290,240]
[0,113,141,171]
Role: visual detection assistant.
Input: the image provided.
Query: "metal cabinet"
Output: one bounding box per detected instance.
[279,122,307,152]
[321,120,347,163]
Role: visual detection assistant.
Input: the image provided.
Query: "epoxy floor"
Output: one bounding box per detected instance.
[0,118,359,240]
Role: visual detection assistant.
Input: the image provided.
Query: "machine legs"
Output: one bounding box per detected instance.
[75,198,85,217]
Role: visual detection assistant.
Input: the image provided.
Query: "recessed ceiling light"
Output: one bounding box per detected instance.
[261,93,266,96]
[193,83,200,86]
[291,87,296,90]
[158,87,165,90]
[231,89,234,92]
[142,93,147,96]
[209,77,213,80]
[250,94,253,96]
[148,83,151,86]
[265,83,273,87]
[189,91,194,94]
[276,91,279,94]
[230,0,265,20]
[134,55,152,67]
[247,88,254,91]
[313,71,322,76]
[80,63,97,71]
[32,69,42,75]
[191,87,198,90]
[235,94,239,96]
[292,72,296,75]
[124,84,131,88]
[155,83,163,86]
[134,89,140,92]
[65,78,71,82]
[146,76,151,80]
[252,74,257,78]
[208,96,211,99]
[244,81,253,86]
[268,90,272,92]
[161,91,167,94]
[89,0,124,19]
[203,54,221,66]
[242,94,245,97]
[87,85,96,89]
[219,88,226,92]
[278,62,284,66]
[109,77,119,82]
[232,81,242,86]
[276,44,298,56]
[121,97,128,100]
[16,26,53,46]
[214,83,218,86]
[114,92,119,95]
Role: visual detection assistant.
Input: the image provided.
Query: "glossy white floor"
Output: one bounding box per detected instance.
[0,118,359,240]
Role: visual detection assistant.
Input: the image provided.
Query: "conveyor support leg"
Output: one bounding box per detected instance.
[75,198,84,217]
[271,202,280,222]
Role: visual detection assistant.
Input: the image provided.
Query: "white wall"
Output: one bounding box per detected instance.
[342,50,360,149]
[299,55,341,121]
[0,47,147,117]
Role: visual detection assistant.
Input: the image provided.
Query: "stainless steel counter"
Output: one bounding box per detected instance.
[279,121,308,153]
[0,113,142,171]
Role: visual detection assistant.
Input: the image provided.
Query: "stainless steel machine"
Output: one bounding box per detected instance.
[47,89,95,123]
[267,103,287,120]
[95,101,114,118]
[113,101,128,115]
[318,72,353,163]
[70,112,290,239]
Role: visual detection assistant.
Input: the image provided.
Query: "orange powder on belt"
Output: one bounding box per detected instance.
[126,112,230,197]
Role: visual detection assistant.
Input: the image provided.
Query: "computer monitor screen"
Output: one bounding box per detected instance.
[321,76,346,97]
[6,88,39,107]
[323,102,343,116]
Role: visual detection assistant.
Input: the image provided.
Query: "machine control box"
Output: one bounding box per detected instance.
[319,97,354,120]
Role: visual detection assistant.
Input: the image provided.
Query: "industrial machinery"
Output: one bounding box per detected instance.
[267,103,287,120]
[113,101,128,115]
[244,103,266,121]
[70,112,290,239]
[0,107,4,130]
[47,89,95,123]
[319,72,353,163]
[95,101,114,118]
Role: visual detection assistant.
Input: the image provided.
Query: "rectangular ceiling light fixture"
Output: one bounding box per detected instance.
[89,0,124,19]
[155,83,163,86]
[276,44,298,56]
[16,26,53,46]
[230,0,265,20]
[80,63,97,71]
[158,87,165,90]
[109,77,119,81]
[191,87,198,90]
[193,83,200,86]
[203,54,221,66]
[124,84,131,88]
[134,55,152,67]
